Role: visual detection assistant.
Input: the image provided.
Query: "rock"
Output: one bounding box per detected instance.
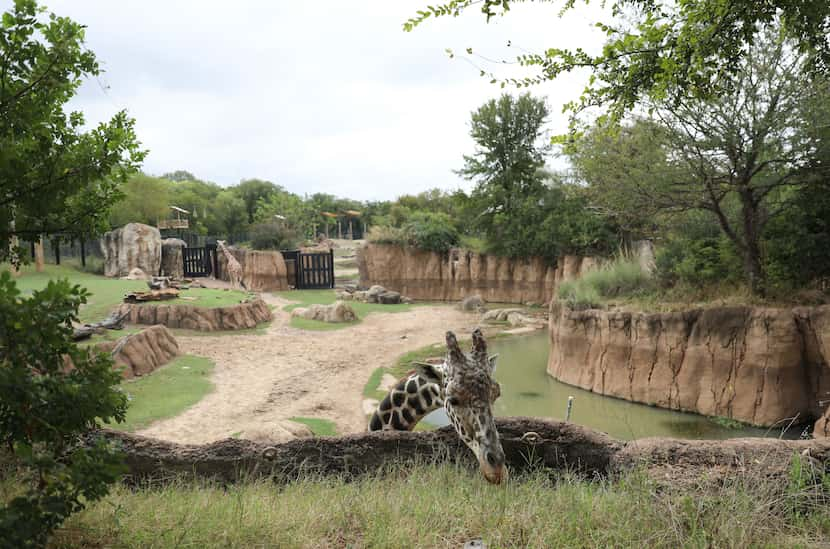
[367,285,386,297]
[378,291,401,304]
[160,238,186,280]
[123,267,149,280]
[506,312,528,326]
[353,291,368,302]
[117,298,273,331]
[337,291,353,301]
[101,223,162,278]
[217,247,289,292]
[401,297,414,304]
[460,295,485,312]
[814,408,830,438]
[94,325,179,379]
[343,284,358,293]
[358,242,596,304]
[548,303,830,429]
[291,301,357,323]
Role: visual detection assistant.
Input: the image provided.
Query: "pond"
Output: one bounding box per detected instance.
[425,332,804,440]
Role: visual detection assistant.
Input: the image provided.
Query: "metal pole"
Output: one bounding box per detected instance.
[565,396,574,422]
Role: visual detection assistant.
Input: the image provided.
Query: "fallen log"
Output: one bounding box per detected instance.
[72,310,129,341]
[89,418,830,484]
[123,288,179,303]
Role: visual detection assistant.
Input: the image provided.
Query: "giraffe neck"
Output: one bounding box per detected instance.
[368,372,443,431]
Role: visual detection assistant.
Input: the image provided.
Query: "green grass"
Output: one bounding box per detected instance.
[558,257,652,309]
[289,417,337,436]
[105,355,215,432]
[135,287,251,308]
[2,263,146,323]
[275,289,415,331]
[45,464,830,548]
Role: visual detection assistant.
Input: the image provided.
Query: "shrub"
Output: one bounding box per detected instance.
[366,225,406,246]
[402,212,459,253]
[557,257,652,308]
[655,236,741,288]
[249,222,299,250]
[0,273,128,547]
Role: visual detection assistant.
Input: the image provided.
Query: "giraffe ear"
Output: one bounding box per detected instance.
[487,354,499,374]
[414,362,444,384]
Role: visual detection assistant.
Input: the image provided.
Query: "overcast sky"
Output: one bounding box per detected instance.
[40,1,607,201]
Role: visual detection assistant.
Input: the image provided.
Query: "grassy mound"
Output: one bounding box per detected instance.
[275,289,413,331]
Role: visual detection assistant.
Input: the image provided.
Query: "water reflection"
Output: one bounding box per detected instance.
[425,332,800,440]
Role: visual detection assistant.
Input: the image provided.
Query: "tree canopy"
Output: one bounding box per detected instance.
[407,0,830,125]
[0,0,144,256]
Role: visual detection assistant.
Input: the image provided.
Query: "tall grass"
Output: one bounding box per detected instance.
[43,461,830,548]
[558,257,652,309]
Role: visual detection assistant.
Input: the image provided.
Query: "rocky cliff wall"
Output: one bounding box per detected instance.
[100,223,162,278]
[357,243,595,304]
[547,303,830,433]
[217,248,289,292]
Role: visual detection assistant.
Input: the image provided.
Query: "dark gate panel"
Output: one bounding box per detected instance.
[182,245,216,278]
[282,249,334,289]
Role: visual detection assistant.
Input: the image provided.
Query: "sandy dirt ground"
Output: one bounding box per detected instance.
[138,293,480,444]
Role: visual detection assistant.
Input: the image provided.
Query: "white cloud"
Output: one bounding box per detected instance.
[35,0,609,200]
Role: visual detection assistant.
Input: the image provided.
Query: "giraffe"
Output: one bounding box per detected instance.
[369,328,506,484]
[216,240,245,290]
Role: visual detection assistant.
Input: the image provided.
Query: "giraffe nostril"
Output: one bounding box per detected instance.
[486,451,497,467]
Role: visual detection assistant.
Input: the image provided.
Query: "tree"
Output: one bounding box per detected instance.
[211,190,248,236]
[161,169,197,182]
[570,30,830,294]
[459,93,550,255]
[0,0,145,254]
[108,174,171,227]
[235,178,281,224]
[407,1,830,125]
[0,2,138,543]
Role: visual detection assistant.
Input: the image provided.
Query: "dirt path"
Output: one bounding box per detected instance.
[138,294,479,444]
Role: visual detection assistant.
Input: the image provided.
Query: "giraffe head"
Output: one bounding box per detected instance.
[425,329,506,484]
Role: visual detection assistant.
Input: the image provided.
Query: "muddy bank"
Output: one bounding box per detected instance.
[547,303,830,434]
[117,298,272,331]
[91,417,830,484]
[357,243,595,304]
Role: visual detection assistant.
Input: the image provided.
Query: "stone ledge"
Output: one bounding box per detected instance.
[117,298,272,332]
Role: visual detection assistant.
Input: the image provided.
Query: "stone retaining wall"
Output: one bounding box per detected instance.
[96,325,179,378]
[547,303,830,435]
[357,243,595,304]
[117,298,272,331]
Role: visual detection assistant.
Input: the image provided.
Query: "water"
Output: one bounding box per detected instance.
[425,332,803,440]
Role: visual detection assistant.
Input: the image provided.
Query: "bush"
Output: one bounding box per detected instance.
[655,236,741,288]
[0,273,128,547]
[249,222,299,250]
[402,212,459,253]
[557,257,652,308]
[366,225,406,246]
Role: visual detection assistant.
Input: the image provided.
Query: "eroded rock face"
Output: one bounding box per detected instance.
[217,247,289,292]
[357,243,596,304]
[101,223,162,278]
[161,238,186,280]
[117,298,273,331]
[548,303,830,430]
[95,325,179,379]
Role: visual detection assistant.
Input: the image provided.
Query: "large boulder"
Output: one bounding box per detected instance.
[291,301,357,323]
[460,294,485,312]
[101,223,162,278]
[94,325,179,379]
[161,238,186,280]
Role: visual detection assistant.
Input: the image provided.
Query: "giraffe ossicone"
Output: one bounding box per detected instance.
[368,328,507,484]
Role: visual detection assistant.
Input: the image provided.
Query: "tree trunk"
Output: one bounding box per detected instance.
[34,236,44,272]
[739,189,766,296]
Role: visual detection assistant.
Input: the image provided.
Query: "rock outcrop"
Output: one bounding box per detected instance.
[117,298,272,331]
[548,303,830,433]
[101,223,162,278]
[160,238,186,280]
[217,247,289,292]
[96,325,179,379]
[357,243,596,304]
[291,301,357,323]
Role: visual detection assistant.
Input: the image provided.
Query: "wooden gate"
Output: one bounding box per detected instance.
[282,249,334,289]
[182,244,217,277]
